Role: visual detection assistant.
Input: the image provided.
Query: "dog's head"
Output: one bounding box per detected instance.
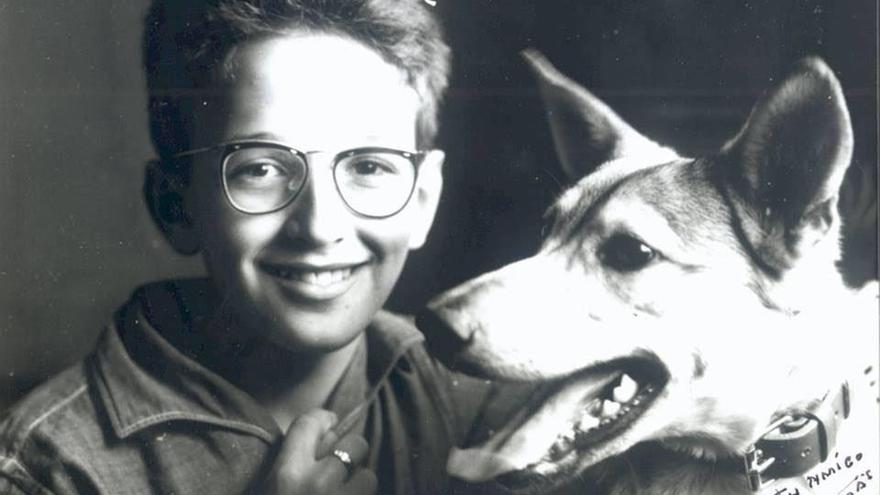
[419,51,863,492]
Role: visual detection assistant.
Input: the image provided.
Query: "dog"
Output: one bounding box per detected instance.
[418,51,879,495]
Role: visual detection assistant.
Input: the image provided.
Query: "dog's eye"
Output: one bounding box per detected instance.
[598,234,657,272]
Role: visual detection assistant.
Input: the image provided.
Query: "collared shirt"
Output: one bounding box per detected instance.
[0,280,503,494]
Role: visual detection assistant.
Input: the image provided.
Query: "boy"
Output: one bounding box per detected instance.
[0,1,502,493]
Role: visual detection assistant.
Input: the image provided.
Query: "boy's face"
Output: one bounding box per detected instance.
[172,33,443,353]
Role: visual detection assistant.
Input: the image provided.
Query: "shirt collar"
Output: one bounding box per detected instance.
[91,278,425,441]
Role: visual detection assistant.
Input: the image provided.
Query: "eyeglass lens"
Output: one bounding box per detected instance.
[222,146,417,217]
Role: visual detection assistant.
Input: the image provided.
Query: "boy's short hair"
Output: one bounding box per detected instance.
[143,0,451,161]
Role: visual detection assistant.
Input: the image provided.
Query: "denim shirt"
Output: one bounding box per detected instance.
[0,280,499,495]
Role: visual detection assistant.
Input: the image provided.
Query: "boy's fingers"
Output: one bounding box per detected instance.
[311,463,377,495]
[279,409,338,464]
[328,433,370,470]
[269,409,373,495]
[316,428,340,458]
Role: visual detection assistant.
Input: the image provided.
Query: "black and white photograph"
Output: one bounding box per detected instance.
[1,1,877,494]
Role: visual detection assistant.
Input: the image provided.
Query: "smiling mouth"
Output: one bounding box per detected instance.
[263,264,355,285]
[258,260,368,298]
[447,359,669,490]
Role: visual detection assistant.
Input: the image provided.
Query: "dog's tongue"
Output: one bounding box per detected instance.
[448,370,621,482]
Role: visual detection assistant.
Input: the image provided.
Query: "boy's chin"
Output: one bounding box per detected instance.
[214,271,395,355]
[254,306,374,355]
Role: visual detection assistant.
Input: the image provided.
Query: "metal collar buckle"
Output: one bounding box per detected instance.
[743,382,851,492]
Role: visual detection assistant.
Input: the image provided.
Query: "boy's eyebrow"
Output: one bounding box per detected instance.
[227,132,388,146]
[229,131,283,142]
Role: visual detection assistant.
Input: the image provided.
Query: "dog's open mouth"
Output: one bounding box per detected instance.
[449,359,669,490]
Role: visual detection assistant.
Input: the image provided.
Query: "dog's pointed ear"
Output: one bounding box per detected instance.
[522,49,668,180]
[719,57,853,271]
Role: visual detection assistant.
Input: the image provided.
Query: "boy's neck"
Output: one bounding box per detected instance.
[167,307,367,432]
[234,332,365,431]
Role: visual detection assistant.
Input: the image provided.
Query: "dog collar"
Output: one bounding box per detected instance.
[743,382,850,491]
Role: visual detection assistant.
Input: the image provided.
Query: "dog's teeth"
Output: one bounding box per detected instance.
[549,443,565,459]
[583,398,602,416]
[612,373,638,403]
[550,428,577,461]
[576,412,600,431]
[600,399,621,418]
[560,428,575,442]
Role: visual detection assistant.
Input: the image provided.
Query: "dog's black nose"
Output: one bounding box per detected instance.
[415,310,472,368]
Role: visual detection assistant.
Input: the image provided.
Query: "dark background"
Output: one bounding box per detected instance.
[1,0,877,411]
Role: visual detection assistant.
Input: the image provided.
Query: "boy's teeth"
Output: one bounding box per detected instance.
[316,271,332,285]
[271,266,354,286]
[612,373,638,403]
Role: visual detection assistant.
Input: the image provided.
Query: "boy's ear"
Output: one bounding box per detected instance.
[522,49,673,180]
[407,149,445,250]
[144,160,201,255]
[719,57,853,272]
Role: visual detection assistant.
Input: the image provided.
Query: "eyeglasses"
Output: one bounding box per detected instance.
[170,140,427,218]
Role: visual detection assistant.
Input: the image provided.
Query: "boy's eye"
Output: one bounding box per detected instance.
[598,233,657,272]
[348,157,396,176]
[227,161,289,181]
[336,153,412,192]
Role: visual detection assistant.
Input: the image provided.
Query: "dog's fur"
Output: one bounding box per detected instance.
[419,51,878,494]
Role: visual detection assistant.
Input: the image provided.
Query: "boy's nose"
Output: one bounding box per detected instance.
[283,164,353,245]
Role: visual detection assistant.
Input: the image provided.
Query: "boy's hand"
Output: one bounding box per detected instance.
[263,409,377,495]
